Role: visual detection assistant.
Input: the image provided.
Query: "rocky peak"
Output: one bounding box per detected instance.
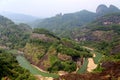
[109,5,120,12]
[96,4,108,14]
[96,4,120,15]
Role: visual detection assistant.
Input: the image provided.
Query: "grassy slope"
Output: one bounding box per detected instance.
[16,55,59,78]
[77,58,88,74]
[93,52,103,64]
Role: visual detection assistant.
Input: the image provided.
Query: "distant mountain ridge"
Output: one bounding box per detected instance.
[34,4,120,38]
[0,11,39,24]
[96,4,120,15]
[0,15,32,49]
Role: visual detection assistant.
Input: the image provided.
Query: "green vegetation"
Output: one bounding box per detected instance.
[93,64,104,73]
[77,58,88,74]
[0,49,35,80]
[24,29,92,73]
[101,53,120,62]
[35,10,96,38]
[56,44,92,58]
[48,55,76,73]
[33,28,60,40]
[93,52,103,64]
[16,55,59,78]
[0,7,120,78]
[0,15,32,49]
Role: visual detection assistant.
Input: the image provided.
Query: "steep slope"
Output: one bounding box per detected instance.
[24,28,92,73]
[0,15,32,49]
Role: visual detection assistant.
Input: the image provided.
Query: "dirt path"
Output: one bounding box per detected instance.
[32,64,48,73]
[82,46,94,51]
[32,65,54,80]
[87,57,97,72]
[83,46,97,72]
[35,75,53,80]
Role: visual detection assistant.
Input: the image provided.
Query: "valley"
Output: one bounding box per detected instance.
[0,4,120,80]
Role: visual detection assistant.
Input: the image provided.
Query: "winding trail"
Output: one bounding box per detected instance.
[32,65,54,80]
[32,64,48,73]
[87,56,97,72]
[35,75,53,80]
[82,46,98,72]
[17,46,101,80]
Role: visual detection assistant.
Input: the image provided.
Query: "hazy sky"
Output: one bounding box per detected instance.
[0,0,120,17]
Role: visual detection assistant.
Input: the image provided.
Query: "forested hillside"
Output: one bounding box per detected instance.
[0,15,32,49]
[71,13,120,54]
[0,49,35,80]
[54,13,120,80]
[0,12,38,23]
[24,28,92,73]
[30,4,120,38]
[0,4,120,80]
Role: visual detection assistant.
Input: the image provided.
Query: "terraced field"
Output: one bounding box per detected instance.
[93,52,103,64]
[77,58,88,74]
[16,55,59,78]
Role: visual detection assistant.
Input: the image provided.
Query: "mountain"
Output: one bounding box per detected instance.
[0,4,120,80]
[71,13,120,55]
[54,8,120,80]
[24,28,92,72]
[32,4,120,38]
[96,4,120,15]
[0,15,32,49]
[35,10,96,36]
[0,11,38,24]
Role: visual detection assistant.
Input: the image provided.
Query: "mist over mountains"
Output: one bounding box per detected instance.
[31,4,120,37]
[0,11,38,23]
[0,4,120,80]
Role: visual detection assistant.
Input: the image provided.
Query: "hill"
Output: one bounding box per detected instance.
[71,13,120,54]
[24,28,92,73]
[35,10,96,37]
[96,4,120,15]
[0,15,32,49]
[31,4,120,38]
[0,4,120,80]
[53,13,120,80]
[0,11,38,24]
